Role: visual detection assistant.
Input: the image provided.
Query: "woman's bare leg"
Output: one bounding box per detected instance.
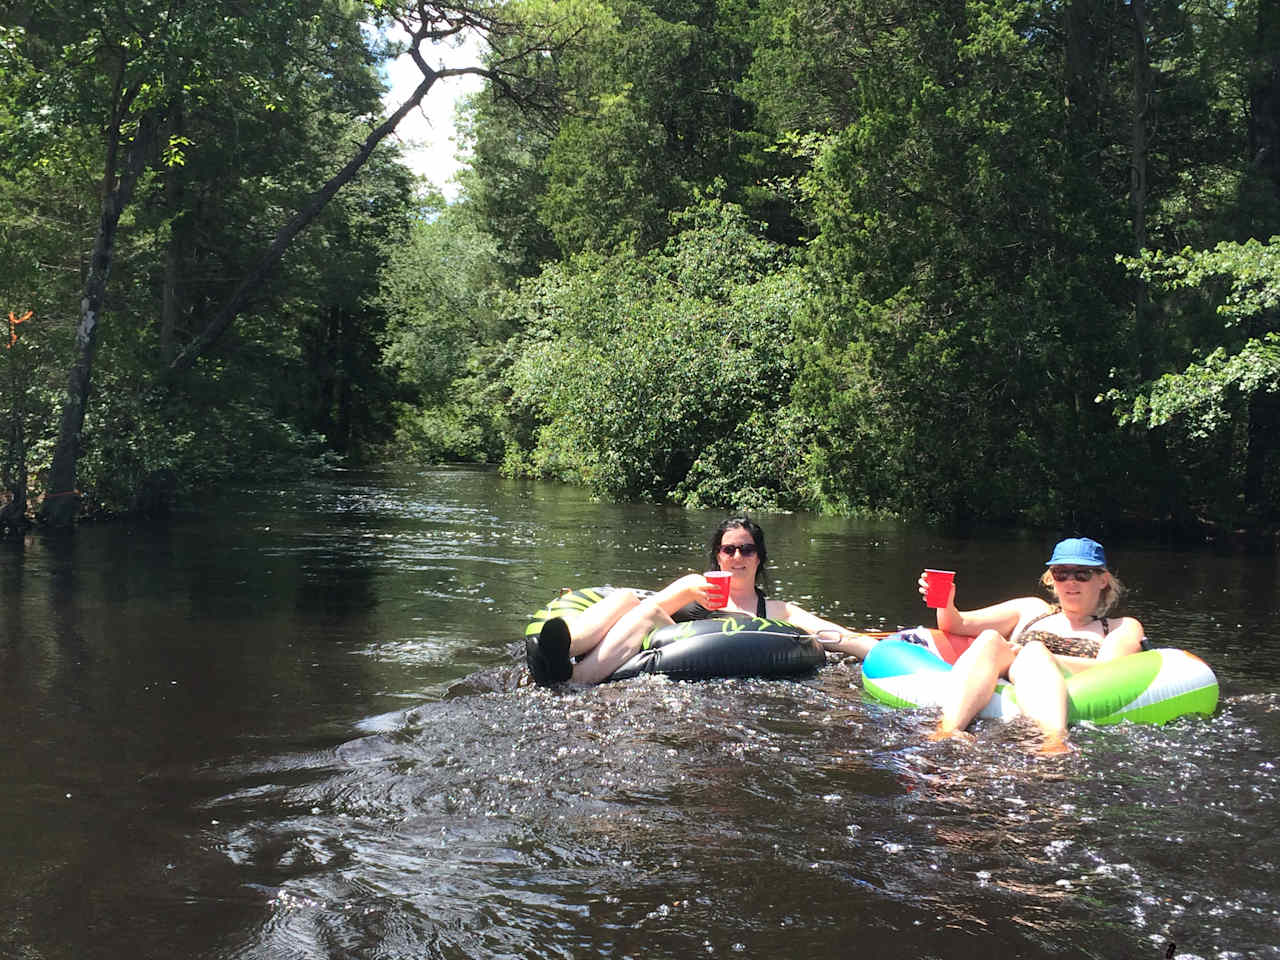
[571,601,672,684]
[1007,641,1069,753]
[933,630,1016,739]
[570,575,704,684]
[564,589,642,657]
[526,590,643,686]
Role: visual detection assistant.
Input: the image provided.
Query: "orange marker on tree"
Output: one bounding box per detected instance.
[7,310,33,348]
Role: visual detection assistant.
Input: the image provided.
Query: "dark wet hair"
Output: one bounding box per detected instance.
[707,516,771,592]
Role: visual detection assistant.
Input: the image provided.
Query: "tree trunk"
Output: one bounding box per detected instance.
[1130,0,1151,374]
[1064,0,1099,141]
[38,113,157,528]
[1244,0,1280,519]
[334,306,352,453]
[1249,0,1280,187]
[1128,0,1176,528]
[1,354,29,534]
[160,96,186,362]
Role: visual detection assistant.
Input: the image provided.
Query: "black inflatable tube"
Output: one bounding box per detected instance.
[606,614,826,682]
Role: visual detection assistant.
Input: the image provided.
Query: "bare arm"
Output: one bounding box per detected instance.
[1096,616,1144,662]
[649,573,718,613]
[917,572,1046,637]
[767,600,880,659]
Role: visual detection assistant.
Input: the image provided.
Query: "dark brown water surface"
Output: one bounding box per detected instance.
[1,466,1277,959]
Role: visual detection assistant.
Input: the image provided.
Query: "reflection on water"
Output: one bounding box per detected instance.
[1,466,1278,959]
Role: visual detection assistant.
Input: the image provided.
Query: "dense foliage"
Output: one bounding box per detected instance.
[1,0,421,522]
[499,200,809,509]
[0,0,561,524]
[4,0,1280,537]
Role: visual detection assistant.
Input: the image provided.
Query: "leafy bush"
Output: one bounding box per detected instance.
[502,199,811,509]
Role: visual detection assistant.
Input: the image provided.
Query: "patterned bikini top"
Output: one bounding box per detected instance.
[1012,606,1108,658]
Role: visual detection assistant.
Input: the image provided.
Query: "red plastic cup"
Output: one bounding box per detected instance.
[923,569,955,608]
[704,571,732,609]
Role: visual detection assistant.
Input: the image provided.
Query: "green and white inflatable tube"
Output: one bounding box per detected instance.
[862,638,1218,725]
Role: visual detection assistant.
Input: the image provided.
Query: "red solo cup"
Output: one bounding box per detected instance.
[923,569,955,608]
[704,571,732,609]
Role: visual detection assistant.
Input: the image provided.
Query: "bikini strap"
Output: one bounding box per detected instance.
[1016,605,1057,639]
[1041,604,1109,634]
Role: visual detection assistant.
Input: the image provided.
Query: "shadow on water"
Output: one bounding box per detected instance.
[1,466,1278,959]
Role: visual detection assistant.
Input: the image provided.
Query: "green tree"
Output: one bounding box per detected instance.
[0,98,91,528]
[2,0,586,524]
[1114,239,1280,523]
[456,87,560,279]
[378,193,512,461]
[463,0,763,261]
[784,0,1130,523]
[741,0,1269,531]
[502,198,808,508]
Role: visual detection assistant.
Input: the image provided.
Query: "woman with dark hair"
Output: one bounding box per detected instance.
[526,516,877,686]
[921,537,1145,753]
[670,516,775,621]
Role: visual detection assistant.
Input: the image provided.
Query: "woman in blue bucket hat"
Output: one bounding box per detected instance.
[917,537,1145,754]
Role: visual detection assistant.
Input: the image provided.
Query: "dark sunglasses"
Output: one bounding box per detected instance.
[1050,568,1102,582]
[718,543,759,557]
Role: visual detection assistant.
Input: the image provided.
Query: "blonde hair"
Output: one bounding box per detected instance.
[1039,569,1125,617]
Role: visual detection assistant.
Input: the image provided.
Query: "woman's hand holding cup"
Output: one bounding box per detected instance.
[921,569,956,609]
[704,571,732,609]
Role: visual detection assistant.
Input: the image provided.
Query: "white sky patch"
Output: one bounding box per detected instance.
[380,29,486,201]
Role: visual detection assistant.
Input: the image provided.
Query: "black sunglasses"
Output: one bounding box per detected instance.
[718,543,759,557]
[1050,568,1102,582]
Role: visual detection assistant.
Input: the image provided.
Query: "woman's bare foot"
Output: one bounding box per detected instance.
[1038,731,1071,756]
[928,724,977,745]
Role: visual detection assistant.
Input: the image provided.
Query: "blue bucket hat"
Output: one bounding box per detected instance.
[1046,537,1107,567]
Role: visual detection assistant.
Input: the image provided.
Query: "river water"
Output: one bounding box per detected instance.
[1,466,1277,960]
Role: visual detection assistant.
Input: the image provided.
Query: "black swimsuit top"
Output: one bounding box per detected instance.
[672,588,768,623]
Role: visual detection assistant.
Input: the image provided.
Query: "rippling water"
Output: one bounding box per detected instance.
[1,466,1277,959]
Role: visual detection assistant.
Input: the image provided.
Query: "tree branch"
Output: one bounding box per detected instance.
[164,64,443,377]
